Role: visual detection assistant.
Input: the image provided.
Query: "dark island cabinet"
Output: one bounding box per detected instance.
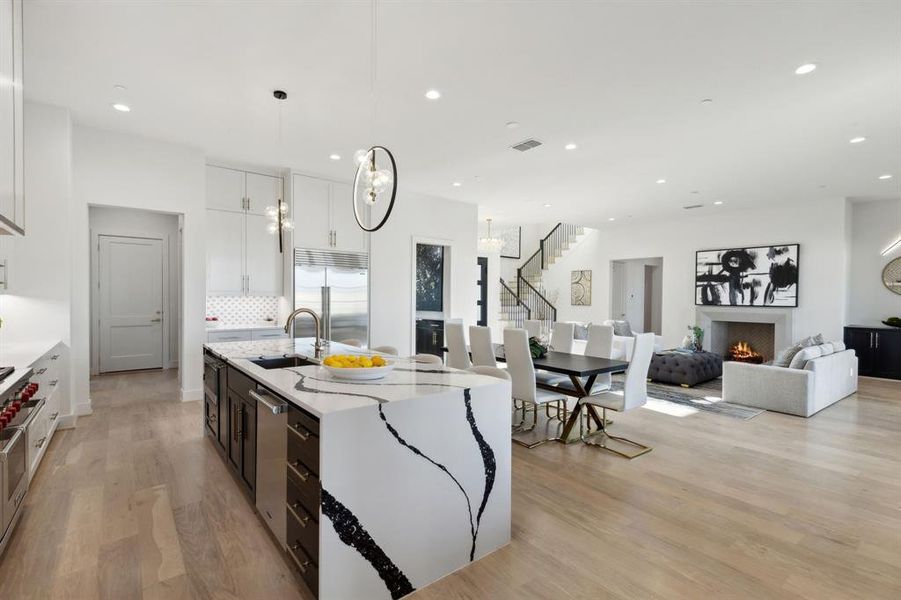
[844,326,901,380]
[226,366,258,497]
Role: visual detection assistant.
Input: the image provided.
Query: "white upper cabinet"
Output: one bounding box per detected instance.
[292,174,367,253]
[206,209,245,295]
[0,0,24,235]
[330,182,367,252]
[245,212,282,295]
[245,172,282,216]
[206,165,246,213]
[293,174,332,250]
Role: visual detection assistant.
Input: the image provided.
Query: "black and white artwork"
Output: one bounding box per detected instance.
[696,244,799,307]
[498,226,521,259]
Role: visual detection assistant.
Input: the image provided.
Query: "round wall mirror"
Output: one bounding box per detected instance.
[883,256,901,296]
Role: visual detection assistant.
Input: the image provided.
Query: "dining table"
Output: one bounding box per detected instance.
[448,343,630,444]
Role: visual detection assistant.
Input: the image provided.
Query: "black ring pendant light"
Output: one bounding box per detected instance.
[352,145,397,233]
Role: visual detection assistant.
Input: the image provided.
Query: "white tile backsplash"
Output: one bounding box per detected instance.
[206,296,280,323]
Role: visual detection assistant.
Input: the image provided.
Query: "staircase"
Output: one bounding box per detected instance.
[499,223,586,333]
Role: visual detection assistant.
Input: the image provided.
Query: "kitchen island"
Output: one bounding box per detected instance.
[203,338,511,600]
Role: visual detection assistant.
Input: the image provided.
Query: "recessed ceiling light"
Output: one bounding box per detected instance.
[849,136,867,144]
[543,203,552,208]
[329,154,341,161]
[656,179,666,184]
[564,143,577,150]
[690,190,700,194]
[795,63,817,75]
[714,201,724,205]
[878,174,893,180]
[425,89,441,100]
[505,121,520,130]
[608,217,616,221]
[113,84,127,91]
[112,103,130,112]
[452,182,462,187]
[700,98,713,104]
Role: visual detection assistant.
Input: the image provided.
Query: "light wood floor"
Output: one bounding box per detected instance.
[1,373,899,599]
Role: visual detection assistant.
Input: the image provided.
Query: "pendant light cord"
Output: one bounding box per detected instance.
[370,0,378,141]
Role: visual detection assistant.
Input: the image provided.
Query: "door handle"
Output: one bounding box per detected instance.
[150,318,162,323]
[875,333,879,349]
[249,389,288,414]
[869,332,874,348]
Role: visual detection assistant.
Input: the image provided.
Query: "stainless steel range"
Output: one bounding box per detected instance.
[0,370,34,556]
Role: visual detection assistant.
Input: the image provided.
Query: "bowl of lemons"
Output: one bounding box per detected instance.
[321,354,395,380]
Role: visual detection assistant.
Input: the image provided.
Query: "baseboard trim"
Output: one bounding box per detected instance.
[74,400,93,417]
[181,387,203,402]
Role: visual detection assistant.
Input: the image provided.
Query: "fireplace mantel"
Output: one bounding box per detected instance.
[695,307,794,358]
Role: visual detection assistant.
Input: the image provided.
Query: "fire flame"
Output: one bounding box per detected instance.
[729,341,762,359]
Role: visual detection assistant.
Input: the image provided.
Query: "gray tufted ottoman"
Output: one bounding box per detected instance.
[648,350,723,387]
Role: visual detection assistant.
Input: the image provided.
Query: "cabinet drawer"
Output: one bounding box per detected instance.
[288,420,320,476]
[251,328,289,340]
[227,366,256,398]
[208,330,252,343]
[286,537,319,597]
[287,456,320,520]
[288,404,320,437]
[287,485,319,563]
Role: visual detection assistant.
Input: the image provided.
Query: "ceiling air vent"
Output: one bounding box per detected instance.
[511,138,543,152]
[683,203,704,210]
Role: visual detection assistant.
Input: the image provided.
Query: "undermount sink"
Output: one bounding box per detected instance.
[248,356,316,370]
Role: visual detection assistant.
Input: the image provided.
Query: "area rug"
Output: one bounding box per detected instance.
[611,376,764,420]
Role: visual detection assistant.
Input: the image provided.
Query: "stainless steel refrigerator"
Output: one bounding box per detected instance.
[293,248,369,345]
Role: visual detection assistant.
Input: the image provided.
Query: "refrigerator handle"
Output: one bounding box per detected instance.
[321,286,331,340]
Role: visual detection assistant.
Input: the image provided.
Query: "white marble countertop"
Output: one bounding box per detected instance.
[205,321,282,331]
[204,338,499,417]
[0,339,61,396]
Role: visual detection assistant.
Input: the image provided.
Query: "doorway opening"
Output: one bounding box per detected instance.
[609,257,663,335]
[412,239,452,357]
[89,206,182,374]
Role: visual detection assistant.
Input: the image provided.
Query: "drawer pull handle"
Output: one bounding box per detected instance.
[289,423,311,441]
[51,355,60,360]
[50,412,59,421]
[287,544,310,573]
[287,460,310,482]
[36,436,47,449]
[287,501,311,528]
[50,380,58,386]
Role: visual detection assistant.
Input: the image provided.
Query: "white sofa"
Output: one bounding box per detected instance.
[723,346,858,417]
[570,323,663,359]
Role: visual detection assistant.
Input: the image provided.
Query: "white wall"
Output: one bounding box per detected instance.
[847,198,901,326]
[0,102,76,422]
[370,193,478,355]
[88,206,181,372]
[543,198,850,348]
[73,126,205,401]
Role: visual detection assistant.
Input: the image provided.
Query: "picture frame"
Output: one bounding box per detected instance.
[695,243,800,307]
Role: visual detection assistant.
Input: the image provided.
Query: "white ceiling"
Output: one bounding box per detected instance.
[25,1,901,227]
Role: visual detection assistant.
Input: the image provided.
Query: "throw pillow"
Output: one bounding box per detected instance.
[573,323,590,340]
[813,333,825,345]
[817,342,834,356]
[789,345,823,369]
[612,320,633,337]
[831,340,846,352]
[773,336,814,367]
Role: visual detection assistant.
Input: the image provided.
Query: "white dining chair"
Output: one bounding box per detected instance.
[411,353,443,365]
[504,328,569,449]
[577,332,655,458]
[445,320,472,370]
[556,324,615,395]
[467,366,511,381]
[524,319,541,339]
[372,345,398,356]
[339,338,363,348]
[535,321,575,387]
[469,325,496,367]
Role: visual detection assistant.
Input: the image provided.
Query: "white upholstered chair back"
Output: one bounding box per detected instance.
[621,333,655,411]
[469,326,496,367]
[550,322,575,353]
[372,345,398,356]
[504,328,536,404]
[524,319,541,339]
[445,320,472,370]
[412,353,443,365]
[467,366,511,381]
[584,324,614,389]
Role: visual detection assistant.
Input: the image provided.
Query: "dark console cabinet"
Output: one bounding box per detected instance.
[844,326,901,380]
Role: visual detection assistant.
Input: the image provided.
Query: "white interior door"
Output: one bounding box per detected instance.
[610,261,627,320]
[99,235,164,372]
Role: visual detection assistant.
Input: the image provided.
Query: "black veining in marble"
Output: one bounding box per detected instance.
[321,488,415,599]
[290,369,387,404]
[463,387,497,561]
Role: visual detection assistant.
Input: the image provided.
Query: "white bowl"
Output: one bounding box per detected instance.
[322,360,395,380]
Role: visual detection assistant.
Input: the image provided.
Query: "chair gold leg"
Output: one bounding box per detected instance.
[512,401,560,449]
[579,407,652,459]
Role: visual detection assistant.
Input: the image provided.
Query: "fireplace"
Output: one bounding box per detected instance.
[727,340,765,363]
[696,307,793,364]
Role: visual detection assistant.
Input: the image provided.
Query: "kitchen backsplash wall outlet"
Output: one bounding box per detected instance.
[206,296,280,324]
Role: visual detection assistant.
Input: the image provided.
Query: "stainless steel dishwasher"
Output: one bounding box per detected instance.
[250,386,289,548]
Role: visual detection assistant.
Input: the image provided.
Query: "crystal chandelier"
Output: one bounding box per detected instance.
[478,219,505,253]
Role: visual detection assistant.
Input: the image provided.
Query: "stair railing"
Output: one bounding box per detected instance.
[499,278,530,328]
[518,277,556,334]
[514,222,583,329]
